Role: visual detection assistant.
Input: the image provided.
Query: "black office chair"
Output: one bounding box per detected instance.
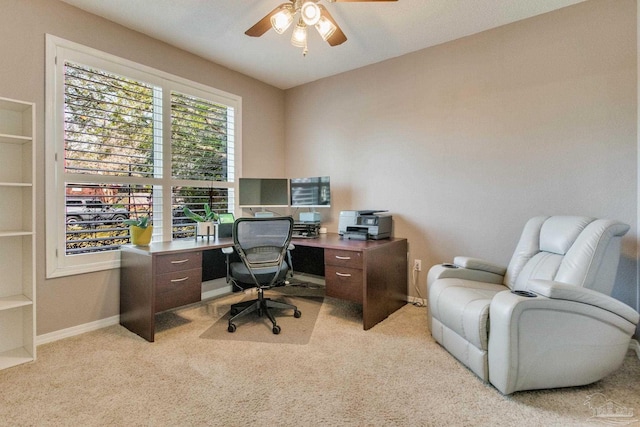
[223,216,301,334]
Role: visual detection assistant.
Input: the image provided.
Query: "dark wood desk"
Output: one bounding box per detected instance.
[120,238,233,342]
[291,234,408,331]
[120,234,407,341]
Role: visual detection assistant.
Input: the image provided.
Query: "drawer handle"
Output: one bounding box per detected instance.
[335,255,351,260]
[171,259,190,264]
[335,272,352,278]
[170,277,189,283]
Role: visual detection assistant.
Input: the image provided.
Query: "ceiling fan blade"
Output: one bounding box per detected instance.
[245,3,290,37]
[318,5,347,46]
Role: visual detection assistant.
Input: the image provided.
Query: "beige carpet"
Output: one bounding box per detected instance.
[1,291,639,426]
[199,286,324,344]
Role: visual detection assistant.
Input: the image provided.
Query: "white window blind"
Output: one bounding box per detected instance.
[64,63,157,178]
[46,35,241,277]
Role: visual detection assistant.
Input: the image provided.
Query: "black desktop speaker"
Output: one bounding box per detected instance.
[218,223,233,238]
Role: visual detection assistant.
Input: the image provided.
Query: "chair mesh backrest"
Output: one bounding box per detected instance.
[233,217,294,269]
[504,216,629,294]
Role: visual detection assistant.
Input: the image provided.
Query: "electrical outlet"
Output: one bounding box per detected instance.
[413,259,422,271]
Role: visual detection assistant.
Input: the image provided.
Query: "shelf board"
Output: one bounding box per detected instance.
[0,294,33,311]
[0,347,34,370]
[0,98,33,111]
[0,231,33,238]
[0,182,32,187]
[0,134,31,144]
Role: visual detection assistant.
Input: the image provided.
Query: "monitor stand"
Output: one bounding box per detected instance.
[299,211,320,222]
[255,210,274,218]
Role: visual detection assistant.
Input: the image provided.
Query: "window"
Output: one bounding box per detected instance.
[46,35,241,278]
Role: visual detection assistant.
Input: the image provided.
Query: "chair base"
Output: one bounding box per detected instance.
[228,289,301,334]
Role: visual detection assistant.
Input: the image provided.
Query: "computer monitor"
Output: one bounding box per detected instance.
[289,176,331,208]
[238,178,289,208]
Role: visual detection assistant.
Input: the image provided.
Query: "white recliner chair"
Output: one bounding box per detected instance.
[427,216,639,394]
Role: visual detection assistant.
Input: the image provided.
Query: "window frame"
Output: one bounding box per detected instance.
[45,35,242,278]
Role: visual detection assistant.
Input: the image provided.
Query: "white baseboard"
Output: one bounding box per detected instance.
[36,315,120,346]
[631,339,640,360]
[37,285,233,346]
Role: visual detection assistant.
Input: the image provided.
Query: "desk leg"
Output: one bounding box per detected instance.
[362,240,408,330]
[120,250,155,342]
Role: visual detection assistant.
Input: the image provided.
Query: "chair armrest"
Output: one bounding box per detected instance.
[527,279,639,325]
[222,247,234,255]
[427,257,505,286]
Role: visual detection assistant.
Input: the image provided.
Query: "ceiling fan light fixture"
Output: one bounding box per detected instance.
[315,16,337,41]
[301,2,321,26]
[291,19,308,48]
[271,5,294,34]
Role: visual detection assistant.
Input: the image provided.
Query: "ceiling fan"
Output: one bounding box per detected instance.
[246,0,398,55]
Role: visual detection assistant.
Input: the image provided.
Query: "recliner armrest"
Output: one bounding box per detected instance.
[453,256,507,276]
[427,258,505,286]
[527,279,640,325]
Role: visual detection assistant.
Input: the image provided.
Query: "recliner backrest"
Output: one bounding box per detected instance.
[503,216,629,294]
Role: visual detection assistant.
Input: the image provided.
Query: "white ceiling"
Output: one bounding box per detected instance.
[59,0,586,90]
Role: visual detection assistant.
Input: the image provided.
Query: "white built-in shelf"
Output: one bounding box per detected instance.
[0,134,31,144]
[0,96,35,371]
[0,231,33,238]
[0,294,33,311]
[0,347,33,370]
[0,182,32,187]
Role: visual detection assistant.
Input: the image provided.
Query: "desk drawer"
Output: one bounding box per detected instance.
[156,252,202,275]
[155,268,202,312]
[325,249,362,269]
[325,265,363,303]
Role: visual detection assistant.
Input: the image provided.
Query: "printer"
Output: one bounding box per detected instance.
[338,210,392,240]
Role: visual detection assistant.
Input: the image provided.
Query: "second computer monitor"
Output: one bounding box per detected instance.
[289,176,331,208]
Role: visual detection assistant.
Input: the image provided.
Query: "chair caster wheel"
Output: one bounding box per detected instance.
[228,323,236,333]
[272,325,281,334]
[294,310,301,318]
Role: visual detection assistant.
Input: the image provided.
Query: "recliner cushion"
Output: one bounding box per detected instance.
[539,216,592,255]
[513,252,563,290]
[430,278,508,350]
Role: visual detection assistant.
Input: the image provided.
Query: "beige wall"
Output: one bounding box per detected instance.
[0,0,637,337]
[0,0,286,335]
[284,0,639,327]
